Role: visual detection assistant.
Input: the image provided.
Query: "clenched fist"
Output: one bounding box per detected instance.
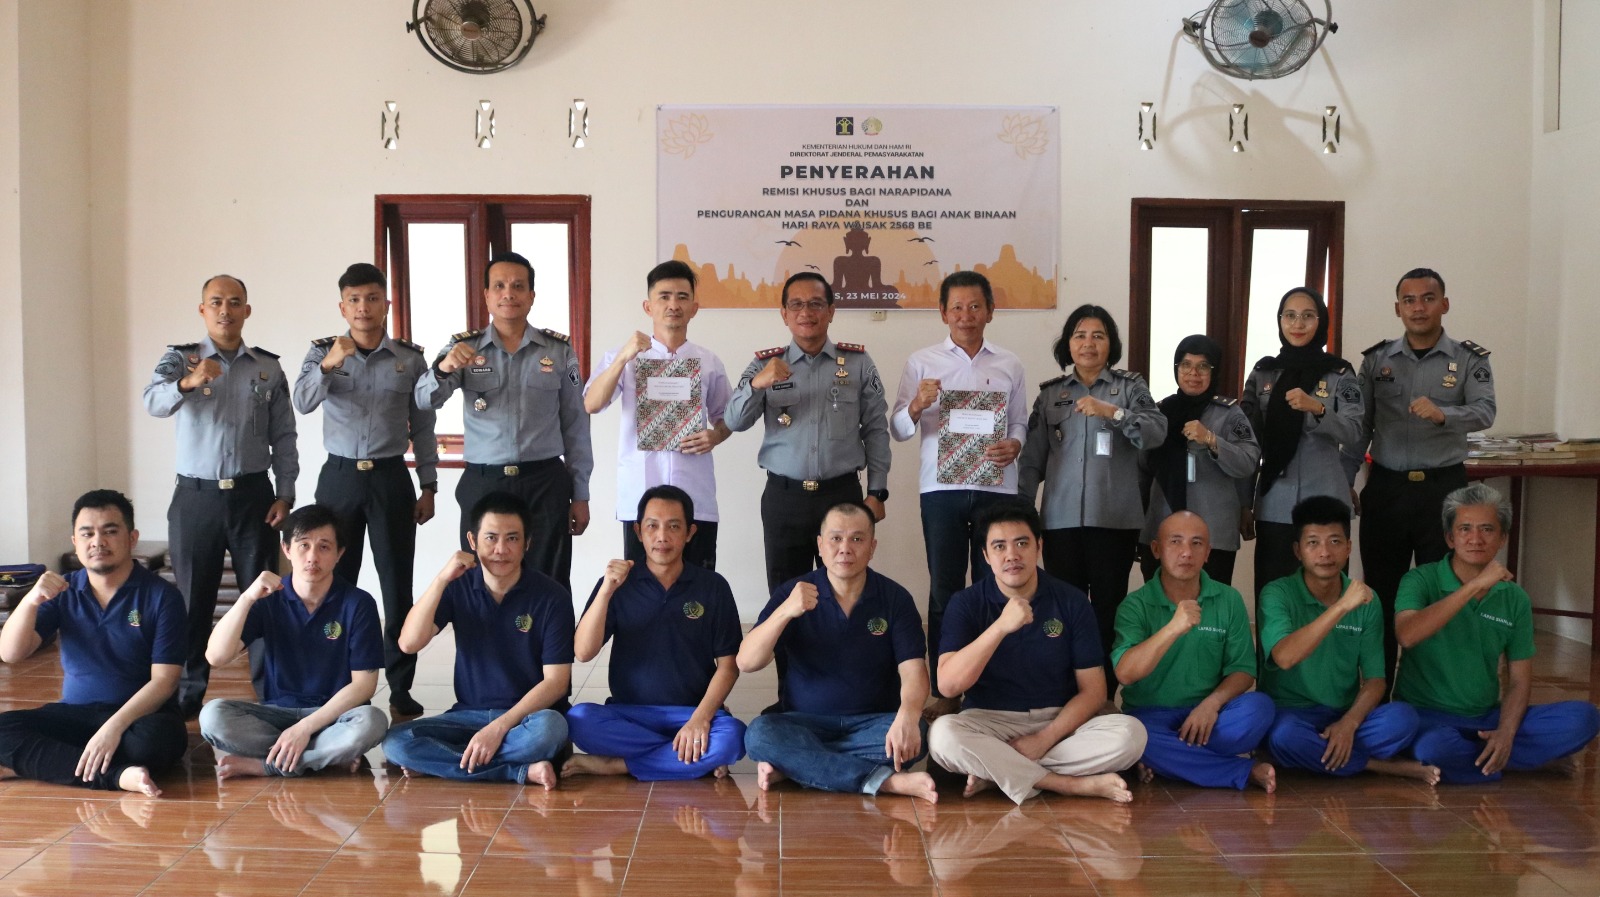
[438,342,478,375]
[781,581,820,620]
[751,357,793,390]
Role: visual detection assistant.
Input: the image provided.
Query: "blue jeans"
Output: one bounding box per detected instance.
[1128,692,1275,789]
[744,711,926,795]
[383,708,568,783]
[1266,702,1418,776]
[199,699,389,776]
[567,703,746,781]
[1411,701,1600,784]
[920,490,1011,696]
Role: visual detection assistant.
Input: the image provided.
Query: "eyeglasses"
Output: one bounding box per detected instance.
[785,300,829,312]
[1279,311,1319,324]
[1178,361,1214,374]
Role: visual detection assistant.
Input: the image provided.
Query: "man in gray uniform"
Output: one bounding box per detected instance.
[1355,267,1495,679]
[293,263,438,717]
[726,271,891,592]
[144,274,298,717]
[415,251,592,592]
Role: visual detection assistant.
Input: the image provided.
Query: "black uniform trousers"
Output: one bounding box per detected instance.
[456,458,574,593]
[1360,463,1468,681]
[0,702,187,790]
[168,472,277,713]
[316,455,419,700]
[759,473,863,593]
[1041,526,1138,675]
[622,520,719,571]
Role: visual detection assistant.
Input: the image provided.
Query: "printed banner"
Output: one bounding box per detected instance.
[937,390,1007,486]
[658,105,1059,310]
[635,358,704,451]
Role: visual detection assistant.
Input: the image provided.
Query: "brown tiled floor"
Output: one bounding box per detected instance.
[1,629,1596,895]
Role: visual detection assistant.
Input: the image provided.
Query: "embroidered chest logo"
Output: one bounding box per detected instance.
[1478,611,1512,628]
[1042,618,1064,638]
[682,601,705,621]
[1196,625,1227,636]
[1334,623,1363,634]
[866,617,889,636]
[323,621,343,640]
[514,613,534,633]
[126,609,142,628]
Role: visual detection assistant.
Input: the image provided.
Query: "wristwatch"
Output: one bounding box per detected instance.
[867,489,889,502]
[1112,408,1126,423]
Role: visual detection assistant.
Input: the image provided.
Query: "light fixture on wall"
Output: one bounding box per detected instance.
[1321,105,1340,153]
[570,99,589,148]
[406,0,547,75]
[1229,103,1248,152]
[1139,102,1156,150]
[382,101,399,150]
[476,100,495,148]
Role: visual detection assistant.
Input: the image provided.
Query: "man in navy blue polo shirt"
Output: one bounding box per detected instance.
[739,502,936,802]
[198,505,388,778]
[929,502,1146,804]
[383,492,573,788]
[563,485,745,780]
[0,490,187,795]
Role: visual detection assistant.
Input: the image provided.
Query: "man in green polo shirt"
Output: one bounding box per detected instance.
[1259,496,1437,782]
[1396,483,1599,784]
[1112,511,1275,791]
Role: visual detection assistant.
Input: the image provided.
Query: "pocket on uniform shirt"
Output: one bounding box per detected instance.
[464,369,503,393]
[827,395,859,440]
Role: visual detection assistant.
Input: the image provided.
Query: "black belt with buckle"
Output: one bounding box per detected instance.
[329,455,405,472]
[766,471,859,493]
[466,457,562,479]
[176,471,270,492]
[1373,463,1466,484]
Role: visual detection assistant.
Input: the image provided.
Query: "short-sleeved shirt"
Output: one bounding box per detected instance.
[35,565,186,706]
[938,571,1101,712]
[1111,572,1256,710]
[585,563,742,707]
[434,563,576,712]
[1393,555,1534,718]
[1258,572,1384,710]
[757,568,925,715]
[241,578,384,708]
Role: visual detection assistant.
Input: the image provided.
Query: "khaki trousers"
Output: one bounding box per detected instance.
[929,707,1147,804]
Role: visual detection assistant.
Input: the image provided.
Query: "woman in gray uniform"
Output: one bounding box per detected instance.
[1241,287,1363,598]
[1139,334,1260,586]
[1019,304,1165,658]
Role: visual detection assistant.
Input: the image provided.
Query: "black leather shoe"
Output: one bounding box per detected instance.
[389,692,424,717]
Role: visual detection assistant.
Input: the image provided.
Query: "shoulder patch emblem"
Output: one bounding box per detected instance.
[1472,365,1491,383]
[540,328,570,343]
[1231,417,1255,441]
[755,346,786,359]
[1338,379,1361,403]
[836,341,865,353]
[1461,340,1491,357]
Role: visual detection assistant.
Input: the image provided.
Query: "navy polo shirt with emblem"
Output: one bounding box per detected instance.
[240,577,384,709]
[585,564,742,708]
[35,564,186,706]
[757,568,925,716]
[939,571,1102,712]
[435,563,575,712]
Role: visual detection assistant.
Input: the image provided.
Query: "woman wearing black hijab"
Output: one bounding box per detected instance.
[1241,287,1364,598]
[1138,334,1260,586]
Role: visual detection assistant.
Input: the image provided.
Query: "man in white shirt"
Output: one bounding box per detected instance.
[890,271,1028,709]
[584,260,732,569]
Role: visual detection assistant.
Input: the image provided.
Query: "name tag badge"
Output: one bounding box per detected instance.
[1187,453,1197,483]
[771,381,796,391]
[646,376,693,401]
[1096,429,1112,456]
[470,366,493,375]
[947,409,997,435]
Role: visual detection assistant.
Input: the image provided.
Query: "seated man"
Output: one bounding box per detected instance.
[929,502,1146,804]
[1112,511,1275,791]
[383,492,573,788]
[564,485,746,780]
[1259,496,1436,782]
[739,501,937,802]
[199,505,389,778]
[1395,483,1600,784]
[0,490,186,795]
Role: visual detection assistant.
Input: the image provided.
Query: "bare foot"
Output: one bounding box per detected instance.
[757,761,787,791]
[1249,761,1277,793]
[215,753,268,780]
[713,765,730,779]
[117,767,162,797]
[1367,757,1442,785]
[1136,762,1155,784]
[526,761,558,791]
[560,754,627,778]
[1040,771,1133,803]
[400,766,420,778]
[1540,754,1582,777]
[345,759,363,774]
[880,771,938,804]
[0,765,16,781]
[962,775,994,798]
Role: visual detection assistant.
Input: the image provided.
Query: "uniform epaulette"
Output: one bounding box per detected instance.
[836,341,865,353]
[1212,396,1238,407]
[254,347,279,359]
[393,337,423,353]
[1362,339,1390,356]
[540,328,570,343]
[311,336,337,348]
[1461,340,1491,357]
[755,346,786,359]
[1334,359,1352,374]
[448,329,483,345]
[1038,374,1067,389]
[1112,367,1139,379]
[167,342,199,351]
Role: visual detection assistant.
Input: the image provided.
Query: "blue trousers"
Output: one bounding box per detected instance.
[919,489,1012,697]
[1266,702,1418,776]
[1411,701,1600,784]
[1128,691,1274,790]
[567,703,746,781]
[383,708,568,783]
[744,711,926,795]
[200,699,389,776]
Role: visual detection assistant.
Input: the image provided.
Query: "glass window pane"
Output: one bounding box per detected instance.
[407,221,469,437]
[510,222,572,335]
[1245,229,1312,378]
[1149,227,1211,398]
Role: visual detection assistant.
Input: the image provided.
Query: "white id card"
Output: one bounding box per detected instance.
[1095,429,1112,456]
[948,409,997,435]
[1187,453,1197,482]
[646,376,693,401]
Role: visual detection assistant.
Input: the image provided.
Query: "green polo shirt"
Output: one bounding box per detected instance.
[1111,571,1256,710]
[1258,572,1384,710]
[1392,555,1535,718]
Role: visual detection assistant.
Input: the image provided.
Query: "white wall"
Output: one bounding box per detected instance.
[0,0,26,561]
[47,0,1582,623]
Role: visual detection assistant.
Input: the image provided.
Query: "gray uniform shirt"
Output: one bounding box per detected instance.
[1017,368,1165,531]
[1358,331,1495,470]
[1242,363,1362,524]
[1138,399,1261,551]
[413,325,593,499]
[143,335,299,501]
[724,339,890,490]
[293,332,440,487]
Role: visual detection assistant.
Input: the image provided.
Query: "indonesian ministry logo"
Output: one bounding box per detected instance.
[126,609,142,628]
[682,601,705,620]
[1043,618,1064,638]
[322,621,343,640]
[866,617,889,636]
[515,613,534,633]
